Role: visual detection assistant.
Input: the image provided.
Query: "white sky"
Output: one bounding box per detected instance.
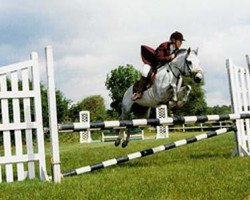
[1,0,250,107]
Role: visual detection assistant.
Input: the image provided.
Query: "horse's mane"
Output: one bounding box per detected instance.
[175,48,187,57]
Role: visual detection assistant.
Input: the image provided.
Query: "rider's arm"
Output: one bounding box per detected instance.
[155,43,174,62]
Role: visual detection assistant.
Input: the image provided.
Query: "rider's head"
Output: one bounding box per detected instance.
[170,31,185,49]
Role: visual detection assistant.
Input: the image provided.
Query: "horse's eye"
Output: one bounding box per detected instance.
[187,61,192,65]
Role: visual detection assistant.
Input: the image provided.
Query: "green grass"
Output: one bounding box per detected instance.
[0,131,250,200]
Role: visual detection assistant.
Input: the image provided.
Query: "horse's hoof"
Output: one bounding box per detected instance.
[168,101,177,108]
[122,140,129,148]
[176,101,184,108]
[114,138,121,147]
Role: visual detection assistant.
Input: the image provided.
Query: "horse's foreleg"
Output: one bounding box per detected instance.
[167,83,178,108]
[171,83,178,102]
[122,130,130,148]
[114,129,123,147]
[178,85,191,102]
[176,85,192,108]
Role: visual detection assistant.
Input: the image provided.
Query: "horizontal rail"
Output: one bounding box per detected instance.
[0,60,33,74]
[58,113,250,131]
[0,122,39,131]
[0,91,36,99]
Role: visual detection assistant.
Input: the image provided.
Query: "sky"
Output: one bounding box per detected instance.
[0,0,250,108]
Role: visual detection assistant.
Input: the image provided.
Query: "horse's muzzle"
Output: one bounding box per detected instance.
[194,72,203,83]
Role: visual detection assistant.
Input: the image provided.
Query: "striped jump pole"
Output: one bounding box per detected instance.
[62,126,236,177]
[58,113,250,131]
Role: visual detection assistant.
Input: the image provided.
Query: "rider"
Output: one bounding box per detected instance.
[131,31,185,101]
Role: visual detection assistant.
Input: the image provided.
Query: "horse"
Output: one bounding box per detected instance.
[115,48,203,147]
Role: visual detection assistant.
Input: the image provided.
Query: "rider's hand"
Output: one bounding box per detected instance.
[170,54,175,60]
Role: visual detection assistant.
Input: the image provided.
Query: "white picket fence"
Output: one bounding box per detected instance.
[0,52,47,183]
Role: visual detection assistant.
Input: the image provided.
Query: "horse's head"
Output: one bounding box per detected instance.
[185,48,203,83]
[174,48,203,83]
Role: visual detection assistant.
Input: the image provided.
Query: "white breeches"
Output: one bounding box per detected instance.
[142,64,151,77]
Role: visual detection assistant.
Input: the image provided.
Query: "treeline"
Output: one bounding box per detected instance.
[43,91,231,126]
[41,64,231,126]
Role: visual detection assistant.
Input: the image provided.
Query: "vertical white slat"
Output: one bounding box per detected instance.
[11,71,25,181]
[45,46,61,183]
[226,60,238,113]
[242,69,250,152]
[235,66,245,156]
[0,74,14,182]
[239,69,248,112]
[244,119,250,153]
[226,60,243,156]
[30,52,47,180]
[234,67,246,153]
[245,55,250,112]
[241,69,250,151]
[22,68,35,179]
[244,55,250,152]
[235,67,242,112]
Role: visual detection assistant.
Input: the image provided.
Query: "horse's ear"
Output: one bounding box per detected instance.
[187,48,191,55]
[195,48,199,55]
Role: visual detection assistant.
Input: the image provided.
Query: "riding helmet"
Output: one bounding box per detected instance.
[170,31,185,41]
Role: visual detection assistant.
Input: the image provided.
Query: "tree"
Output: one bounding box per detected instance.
[41,85,71,127]
[69,95,107,122]
[105,64,141,115]
[206,105,231,115]
[171,77,207,116]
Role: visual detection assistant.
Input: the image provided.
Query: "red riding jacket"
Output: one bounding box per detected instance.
[141,41,174,69]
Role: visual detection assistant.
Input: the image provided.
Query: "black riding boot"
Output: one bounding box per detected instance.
[131,77,147,101]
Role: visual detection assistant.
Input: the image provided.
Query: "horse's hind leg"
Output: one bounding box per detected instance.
[115,129,130,148]
[114,106,131,147]
[121,107,150,148]
[114,96,133,147]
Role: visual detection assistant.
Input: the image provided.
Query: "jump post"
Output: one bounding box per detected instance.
[79,105,168,143]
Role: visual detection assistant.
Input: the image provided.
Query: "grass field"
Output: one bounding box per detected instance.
[0,131,249,200]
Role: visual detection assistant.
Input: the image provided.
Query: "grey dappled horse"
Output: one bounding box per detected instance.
[116,48,203,147]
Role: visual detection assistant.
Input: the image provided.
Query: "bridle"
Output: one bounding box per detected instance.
[167,49,192,79]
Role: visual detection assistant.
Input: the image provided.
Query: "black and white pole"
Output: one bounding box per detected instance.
[62,126,236,177]
[58,114,250,131]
